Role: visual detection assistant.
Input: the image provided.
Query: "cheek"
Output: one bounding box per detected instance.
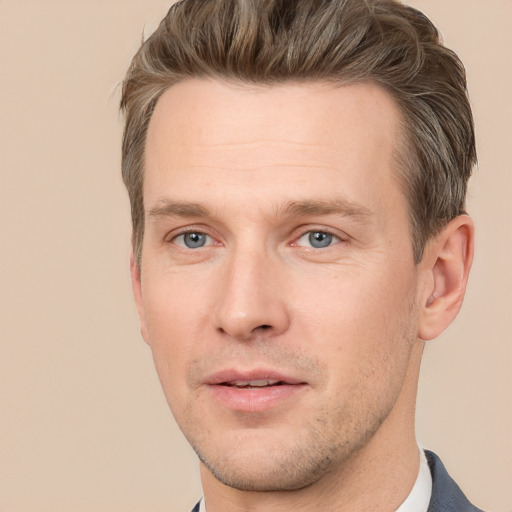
[307,290,417,425]
[142,267,213,339]
[140,274,207,398]
[295,265,412,330]
[292,265,418,375]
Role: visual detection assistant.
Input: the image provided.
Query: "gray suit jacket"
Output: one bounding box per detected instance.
[190,450,484,512]
[425,450,483,512]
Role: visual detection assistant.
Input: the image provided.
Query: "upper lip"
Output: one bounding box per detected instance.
[204,368,306,386]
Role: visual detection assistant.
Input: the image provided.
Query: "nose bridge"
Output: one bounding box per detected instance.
[214,240,289,340]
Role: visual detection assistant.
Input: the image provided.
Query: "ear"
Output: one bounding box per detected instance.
[418,215,474,341]
[130,253,151,345]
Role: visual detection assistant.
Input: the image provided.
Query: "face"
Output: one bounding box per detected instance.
[134,79,424,491]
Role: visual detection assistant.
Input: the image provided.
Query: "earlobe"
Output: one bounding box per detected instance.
[130,253,151,345]
[418,215,474,341]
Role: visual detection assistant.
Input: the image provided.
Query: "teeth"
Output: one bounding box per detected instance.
[230,379,280,387]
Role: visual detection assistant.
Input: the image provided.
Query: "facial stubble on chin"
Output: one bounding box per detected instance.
[180,339,416,492]
[195,408,391,493]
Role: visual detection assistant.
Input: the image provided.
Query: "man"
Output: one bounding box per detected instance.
[120,0,483,510]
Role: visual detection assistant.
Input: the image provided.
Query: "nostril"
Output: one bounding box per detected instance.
[258,324,272,330]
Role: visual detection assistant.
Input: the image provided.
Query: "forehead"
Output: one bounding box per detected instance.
[146,78,401,155]
[144,79,404,215]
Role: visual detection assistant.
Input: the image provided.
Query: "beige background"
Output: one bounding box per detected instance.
[1,1,510,511]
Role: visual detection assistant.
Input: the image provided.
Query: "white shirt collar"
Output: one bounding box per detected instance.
[395,447,433,512]
[198,447,432,512]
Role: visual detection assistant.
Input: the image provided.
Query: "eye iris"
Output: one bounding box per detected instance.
[184,232,206,248]
[309,231,332,248]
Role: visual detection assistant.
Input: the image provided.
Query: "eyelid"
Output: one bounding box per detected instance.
[174,232,213,249]
[164,224,347,250]
[290,226,347,247]
[297,232,340,249]
[167,226,221,247]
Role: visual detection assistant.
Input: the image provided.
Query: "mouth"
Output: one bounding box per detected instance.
[220,379,287,389]
[205,370,308,412]
[206,369,306,387]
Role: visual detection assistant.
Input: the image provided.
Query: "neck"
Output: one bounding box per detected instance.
[201,343,424,512]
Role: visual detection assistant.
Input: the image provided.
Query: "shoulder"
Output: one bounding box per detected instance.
[425,450,485,512]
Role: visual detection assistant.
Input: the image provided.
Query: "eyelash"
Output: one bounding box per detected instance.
[171,230,216,249]
[292,228,342,249]
[169,227,344,250]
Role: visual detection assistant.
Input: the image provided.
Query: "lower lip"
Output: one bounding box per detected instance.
[207,383,307,413]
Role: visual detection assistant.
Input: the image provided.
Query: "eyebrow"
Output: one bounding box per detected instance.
[147,198,374,221]
[282,199,373,219]
[148,201,210,219]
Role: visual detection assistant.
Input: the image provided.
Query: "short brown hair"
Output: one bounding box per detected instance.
[121,0,476,266]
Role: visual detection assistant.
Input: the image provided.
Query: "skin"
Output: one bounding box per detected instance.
[131,79,474,511]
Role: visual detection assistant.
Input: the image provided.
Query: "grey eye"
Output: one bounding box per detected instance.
[308,231,334,248]
[181,232,208,248]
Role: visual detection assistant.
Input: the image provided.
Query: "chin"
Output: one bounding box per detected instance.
[191,427,356,492]
[198,450,328,491]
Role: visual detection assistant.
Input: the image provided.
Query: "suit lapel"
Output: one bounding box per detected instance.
[425,450,484,512]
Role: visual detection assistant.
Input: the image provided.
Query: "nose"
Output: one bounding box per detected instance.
[213,248,290,341]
